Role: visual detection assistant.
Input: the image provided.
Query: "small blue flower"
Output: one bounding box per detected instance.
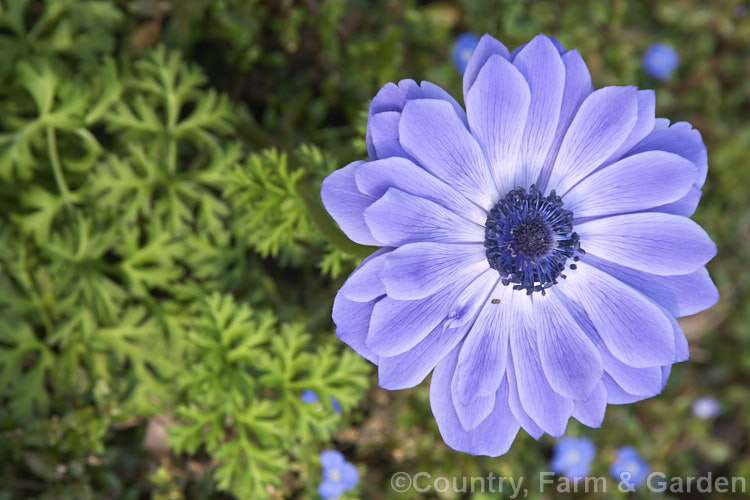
[642,43,679,80]
[330,396,342,413]
[692,396,721,419]
[610,446,650,489]
[551,437,596,480]
[301,389,319,404]
[451,32,480,74]
[318,450,359,499]
[322,33,718,457]
[302,391,344,413]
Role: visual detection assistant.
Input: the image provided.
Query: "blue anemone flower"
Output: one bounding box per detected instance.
[692,396,721,419]
[452,32,480,74]
[642,43,679,80]
[551,437,596,480]
[610,446,650,489]
[321,33,718,456]
[318,450,359,499]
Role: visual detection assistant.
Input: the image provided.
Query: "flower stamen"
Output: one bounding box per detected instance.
[484,185,582,295]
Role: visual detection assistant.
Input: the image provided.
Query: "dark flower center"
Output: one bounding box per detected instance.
[512,219,553,258]
[484,185,582,295]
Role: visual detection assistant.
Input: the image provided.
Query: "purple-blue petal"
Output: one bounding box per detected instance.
[538,49,594,190]
[367,111,411,160]
[451,360,497,431]
[558,294,665,395]
[572,382,607,428]
[535,291,603,400]
[603,349,665,397]
[660,369,677,393]
[692,396,721,419]
[610,446,650,487]
[512,34,566,188]
[510,305,574,436]
[564,151,697,219]
[628,120,708,188]
[354,157,487,225]
[602,373,655,404]
[330,396,342,413]
[557,262,675,368]
[668,313,690,363]
[377,269,500,389]
[466,54,530,195]
[657,187,702,217]
[363,188,484,246]
[598,89,656,169]
[462,33,511,102]
[339,249,389,302]
[318,480,344,500]
[366,270,481,357]
[377,323,462,390]
[399,79,468,125]
[367,79,467,160]
[584,256,718,318]
[548,86,639,195]
[455,282,512,403]
[380,242,488,300]
[430,346,520,456]
[339,462,359,489]
[399,99,497,209]
[369,82,407,115]
[320,161,379,246]
[506,355,545,439]
[510,34,568,60]
[320,450,345,469]
[575,213,717,276]
[332,293,380,364]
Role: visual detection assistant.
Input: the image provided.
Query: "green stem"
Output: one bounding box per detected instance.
[161,68,179,175]
[235,116,279,150]
[46,126,74,204]
[167,140,177,175]
[296,174,377,260]
[20,244,55,336]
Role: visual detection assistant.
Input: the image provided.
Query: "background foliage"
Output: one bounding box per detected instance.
[0,0,748,498]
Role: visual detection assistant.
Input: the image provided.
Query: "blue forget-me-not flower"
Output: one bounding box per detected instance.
[452,32,480,74]
[318,450,359,499]
[301,389,319,404]
[692,396,721,419]
[642,43,679,80]
[610,446,650,489]
[301,390,343,413]
[551,437,596,480]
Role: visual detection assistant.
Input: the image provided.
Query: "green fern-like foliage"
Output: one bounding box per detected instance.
[224,148,313,258]
[3,2,747,499]
[0,14,369,493]
[0,2,383,498]
[1,47,232,423]
[224,143,362,276]
[168,293,368,498]
[0,0,122,82]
